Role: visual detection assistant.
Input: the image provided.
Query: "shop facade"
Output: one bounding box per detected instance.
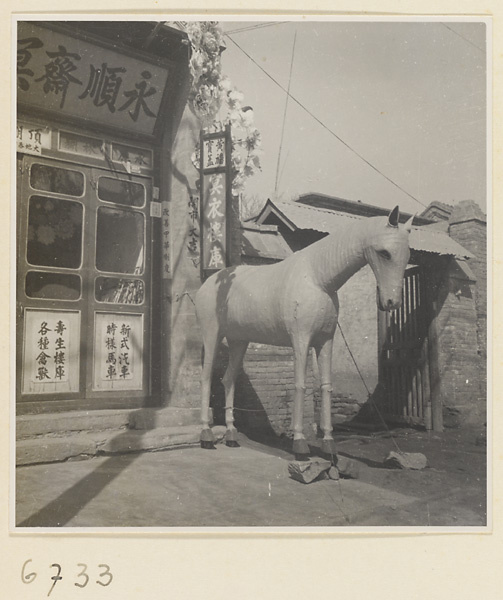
[16,22,210,459]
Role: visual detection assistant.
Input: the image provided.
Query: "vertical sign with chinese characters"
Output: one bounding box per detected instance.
[22,309,80,394]
[101,320,133,381]
[161,202,171,278]
[200,125,231,275]
[93,313,143,391]
[187,192,200,267]
[32,317,69,382]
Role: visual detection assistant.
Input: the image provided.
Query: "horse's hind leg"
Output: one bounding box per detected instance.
[222,339,249,447]
[200,327,222,449]
[291,337,311,460]
[315,337,337,461]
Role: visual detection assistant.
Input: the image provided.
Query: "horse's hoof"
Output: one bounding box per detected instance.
[200,428,215,449]
[293,438,310,458]
[201,440,216,450]
[225,429,240,448]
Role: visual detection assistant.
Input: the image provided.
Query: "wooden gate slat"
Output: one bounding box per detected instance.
[378,266,429,426]
[411,366,418,417]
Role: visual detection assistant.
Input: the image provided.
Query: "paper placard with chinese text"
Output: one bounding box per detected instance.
[93,312,143,391]
[22,309,80,394]
[17,22,170,137]
[17,121,51,155]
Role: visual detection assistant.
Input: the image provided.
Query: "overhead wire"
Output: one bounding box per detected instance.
[224,21,288,35]
[441,22,485,54]
[275,29,297,195]
[226,34,428,209]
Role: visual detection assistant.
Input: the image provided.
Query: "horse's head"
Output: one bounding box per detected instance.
[364,206,413,311]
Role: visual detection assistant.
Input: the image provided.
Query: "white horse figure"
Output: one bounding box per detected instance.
[195,206,413,458]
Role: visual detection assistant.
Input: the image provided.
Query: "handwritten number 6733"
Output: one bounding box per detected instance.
[21,560,113,592]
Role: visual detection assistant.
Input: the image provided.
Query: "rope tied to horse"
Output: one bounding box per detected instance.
[337,322,404,455]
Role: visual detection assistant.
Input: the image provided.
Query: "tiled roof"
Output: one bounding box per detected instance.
[241,225,292,260]
[256,200,473,259]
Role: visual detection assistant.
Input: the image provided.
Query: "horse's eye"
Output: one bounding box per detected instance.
[379,250,391,260]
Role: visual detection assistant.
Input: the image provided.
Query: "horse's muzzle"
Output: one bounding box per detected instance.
[377,288,402,312]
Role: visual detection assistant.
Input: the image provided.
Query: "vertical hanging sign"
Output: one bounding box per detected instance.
[200,124,232,276]
[161,202,171,278]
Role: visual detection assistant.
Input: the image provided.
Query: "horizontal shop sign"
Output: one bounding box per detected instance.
[17,22,171,137]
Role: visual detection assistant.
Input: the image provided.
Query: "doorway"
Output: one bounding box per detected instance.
[378,265,432,427]
[17,152,156,410]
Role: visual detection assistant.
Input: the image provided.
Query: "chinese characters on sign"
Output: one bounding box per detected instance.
[102,320,133,381]
[203,174,226,270]
[79,62,126,112]
[112,143,153,171]
[34,44,83,110]
[94,313,142,391]
[17,23,169,136]
[202,136,226,169]
[16,122,51,155]
[200,127,230,273]
[32,317,69,383]
[162,203,171,278]
[17,36,43,91]
[187,193,200,268]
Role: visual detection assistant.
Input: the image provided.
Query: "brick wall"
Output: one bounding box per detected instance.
[210,342,317,438]
[447,200,487,411]
[433,260,483,426]
[449,221,487,350]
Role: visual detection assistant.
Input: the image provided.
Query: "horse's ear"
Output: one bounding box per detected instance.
[387,206,399,228]
[404,214,415,233]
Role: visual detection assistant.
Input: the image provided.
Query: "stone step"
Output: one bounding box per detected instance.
[16,425,227,466]
[16,409,132,440]
[128,407,202,430]
[16,407,205,440]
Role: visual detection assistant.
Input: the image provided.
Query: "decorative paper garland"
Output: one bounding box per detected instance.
[184,21,262,197]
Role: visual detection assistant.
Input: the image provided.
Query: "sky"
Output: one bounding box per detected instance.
[218,19,488,216]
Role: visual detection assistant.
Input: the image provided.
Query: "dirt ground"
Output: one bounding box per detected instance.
[15,423,487,528]
[242,424,488,526]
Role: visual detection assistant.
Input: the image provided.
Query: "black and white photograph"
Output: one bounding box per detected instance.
[13,16,489,530]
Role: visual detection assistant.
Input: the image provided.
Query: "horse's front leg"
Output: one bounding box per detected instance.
[315,336,337,461]
[200,328,222,449]
[222,339,249,447]
[291,337,311,460]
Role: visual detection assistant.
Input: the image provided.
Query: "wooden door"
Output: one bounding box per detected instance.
[378,266,432,427]
[16,153,155,410]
